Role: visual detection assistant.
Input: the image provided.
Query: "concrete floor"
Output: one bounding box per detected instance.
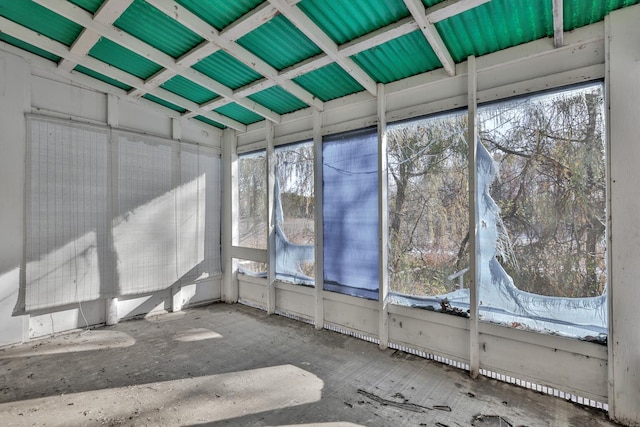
[0,303,619,426]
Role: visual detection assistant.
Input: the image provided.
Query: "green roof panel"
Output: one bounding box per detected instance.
[0,1,83,46]
[436,0,553,63]
[215,103,263,125]
[0,33,61,62]
[237,14,322,71]
[194,115,226,129]
[352,30,441,84]
[175,0,263,31]
[564,0,640,31]
[143,94,187,113]
[68,0,105,14]
[161,75,218,104]
[74,65,133,91]
[298,0,410,45]
[248,86,308,115]
[114,0,203,59]
[294,63,364,102]
[192,50,262,90]
[89,37,163,80]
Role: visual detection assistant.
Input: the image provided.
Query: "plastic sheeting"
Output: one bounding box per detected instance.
[390,140,608,340]
[323,128,379,300]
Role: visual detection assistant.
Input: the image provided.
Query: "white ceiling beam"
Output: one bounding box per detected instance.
[33,0,282,124]
[221,2,280,41]
[0,16,247,132]
[404,0,456,76]
[340,17,419,57]
[553,0,564,48]
[57,0,133,73]
[58,28,101,72]
[267,0,378,96]
[146,0,324,112]
[426,0,492,23]
[128,40,221,97]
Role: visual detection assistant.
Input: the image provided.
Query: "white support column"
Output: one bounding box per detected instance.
[467,55,480,378]
[222,128,239,303]
[608,5,640,424]
[377,83,390,350]
[266,120,277,315]
[105,93,119,326]
[313,109,324,330]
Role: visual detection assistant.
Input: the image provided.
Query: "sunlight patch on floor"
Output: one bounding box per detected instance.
[0,365,323,425]
[0,330,135,359]
[173,327,222,342]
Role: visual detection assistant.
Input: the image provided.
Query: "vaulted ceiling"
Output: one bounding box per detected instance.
[1,0,637,132]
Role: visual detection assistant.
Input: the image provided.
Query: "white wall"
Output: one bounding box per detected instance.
[609,5,640,425]
[0,51,29,346]
[0,49,223,346]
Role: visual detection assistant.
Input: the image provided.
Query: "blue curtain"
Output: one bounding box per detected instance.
[323,127,379,300]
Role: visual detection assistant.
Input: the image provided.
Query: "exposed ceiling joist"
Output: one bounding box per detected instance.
[221,2,280,41]
[553,0,564,48]
[33,0,282,124]
[404,0,456,77]
[0,15,247,132]
[128,40,221,97]
[426,0,492,23]
[57,0,133,73]
[228,0,490,97]
[267,0,379,96]
[147,0,324,112]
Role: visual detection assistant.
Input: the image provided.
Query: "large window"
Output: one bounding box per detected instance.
[323,128,379,299]
[274,141,315,285]
[238,150,267,250]
[387,111,469,298]
[476,83,607,338]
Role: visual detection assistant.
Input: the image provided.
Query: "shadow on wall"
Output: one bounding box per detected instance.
[12,121,221,319]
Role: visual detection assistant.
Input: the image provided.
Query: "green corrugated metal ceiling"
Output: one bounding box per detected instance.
[161,75,218,105]
[176,0,264,31]
[248,86,308,115]
[237,14,322,71]
[114,0,203,59]
[352,30,442,84]
[192,50,262,90]
[88,37,163,80]
[298,0,410,45]
[68,0,104,14]
[0,1,82,46]
[0,0,636,131]
[437,0,554,63]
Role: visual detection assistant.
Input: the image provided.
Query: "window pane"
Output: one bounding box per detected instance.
[323,128,379,300]
[387,112,469,300]
[275,141,315,285]
[477,83,607,339]
[238,150,267,249]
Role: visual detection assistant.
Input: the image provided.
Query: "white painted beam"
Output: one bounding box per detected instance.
[267,0,378,96]
[58,28,101,72]
[58,0,133,73]
[0,16,247,131]
[377,83,389,350]
[553,0,564,48]
[33,0,282,124]
[266,120,277,315]
[340,17,419,57]
[404,0,456,76]
[426,0,491,23]
[313,108,324,330]
[146,0,324,112]
[467,55,479,379]
[222,128,240,303]
[221,2,280,40]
